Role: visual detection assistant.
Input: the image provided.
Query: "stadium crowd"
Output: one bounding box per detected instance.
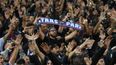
[0,0,116,65]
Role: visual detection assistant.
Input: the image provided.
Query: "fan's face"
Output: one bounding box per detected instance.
[26,26,35,34]
[49,28,57,37]
[97,59,105,65]
[0,55,4,64]
[47,60,53,65]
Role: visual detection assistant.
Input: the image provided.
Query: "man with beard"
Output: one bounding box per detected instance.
[40,26,78,46]
[38,26,78,65]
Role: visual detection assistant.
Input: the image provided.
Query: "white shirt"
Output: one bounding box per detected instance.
[0,37,5,52]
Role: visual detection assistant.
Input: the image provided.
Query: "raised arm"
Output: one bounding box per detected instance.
[65,30,77,41]
[59,0,65,12]
[3,25,13,40]
[91,36,112,65]
[67,39,88,59]
[79,38,95,49]
[25,33,45,61]
[32,40,45,61]
[9,46,20,65]
[47,0,53,7]
[9,34,23,65]
[83,19,89,34]
[68,38,95,59]
[39,27,45,40]
[4,15,18,39]
[0,21,16,51]
[33,17,45,40]
[93,13,105,34]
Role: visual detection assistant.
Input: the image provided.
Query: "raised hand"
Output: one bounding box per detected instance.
[14,34,23,45]
[40,43,50,54]
[99,29,106,40]
[28,40,45,61]
[9,17,19,31]
[59,43,65,52]
[86,39,95,47]
[5,41,14,50]
[84,57,92,65]
[28,41,36,54]
[83,19,88,25]
[108,9,116,23]
[14,0,20,7]
[73,46,82,54]
[66,40,77,53]
[103,35,112,48]
[99,12,106,21]
[25,32,39,41]
[4,10,10,19]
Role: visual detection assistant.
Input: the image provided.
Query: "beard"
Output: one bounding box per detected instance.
[50,33,57,38]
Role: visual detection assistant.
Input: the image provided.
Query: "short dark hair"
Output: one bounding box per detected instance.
[70,54,86,65]
[50,44,59,49]
[16,59,25,64]
[47,26,55,32]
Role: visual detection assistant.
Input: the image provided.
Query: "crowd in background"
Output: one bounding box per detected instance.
[0,0,116,65]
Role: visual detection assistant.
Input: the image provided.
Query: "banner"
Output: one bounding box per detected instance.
[34,17,81,30]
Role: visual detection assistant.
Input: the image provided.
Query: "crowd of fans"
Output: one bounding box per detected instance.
[0,0,116,65]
